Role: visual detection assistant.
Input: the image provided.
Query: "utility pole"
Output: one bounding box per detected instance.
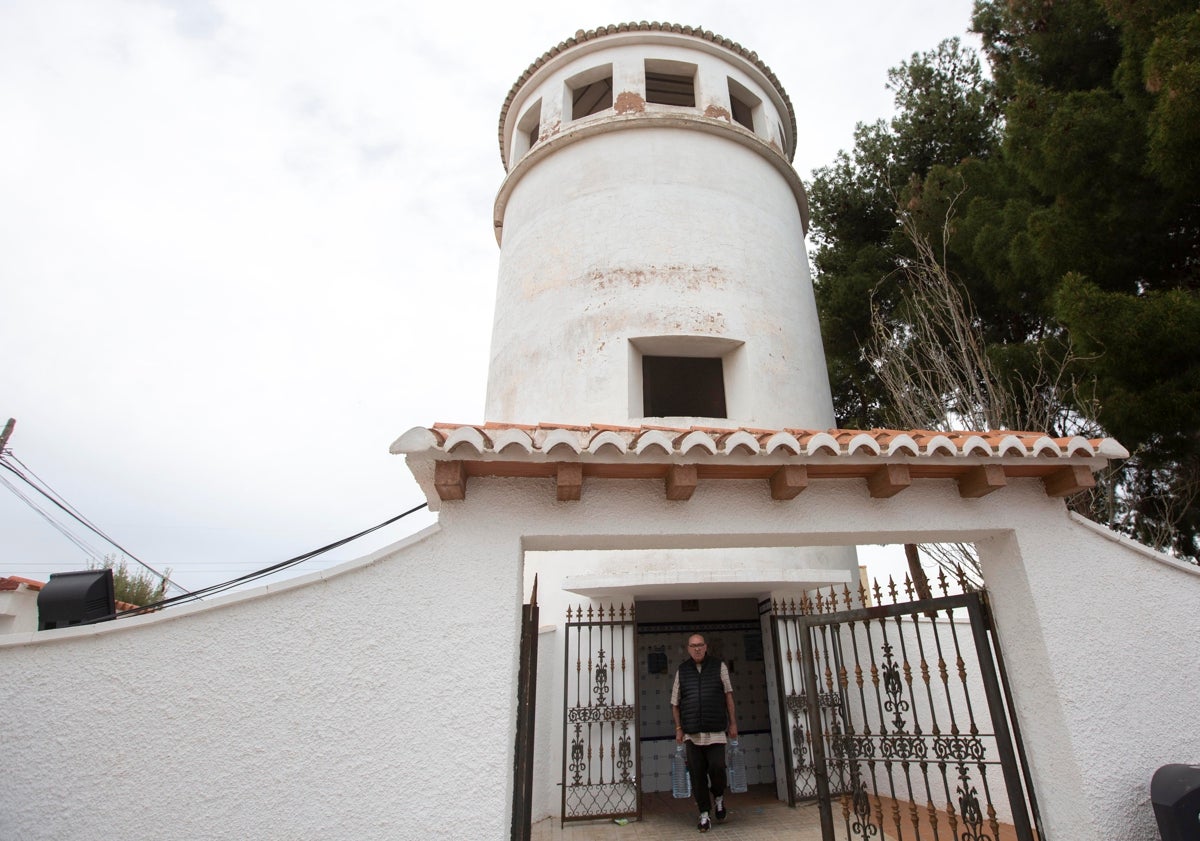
[0,418,14,455]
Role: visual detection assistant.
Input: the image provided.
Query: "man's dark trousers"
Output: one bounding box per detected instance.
[685,741,727,813]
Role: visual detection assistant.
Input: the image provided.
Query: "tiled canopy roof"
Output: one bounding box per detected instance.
[0,576,44,592]
[498,22,799,166]
[394,422,1127,504]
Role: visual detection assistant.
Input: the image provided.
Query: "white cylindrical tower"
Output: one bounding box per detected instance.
[486,23,835,430]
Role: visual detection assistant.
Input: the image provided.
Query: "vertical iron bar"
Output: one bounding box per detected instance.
[769,609,798,806]
[828,621,850,796]
[843,615,874,839]
[630,602,643,819]
[799,613,835,839]
[874,613,905,836]
[985,596,1046,840]
[860,611,888,838]
[908,605,944,840]
[965,594,1035,841]
[587,616,594,786]
[892,606,924,840]
[597,615,603,784]
[561,607,572,826]
[511,578,539,841]
[788,607,809,801]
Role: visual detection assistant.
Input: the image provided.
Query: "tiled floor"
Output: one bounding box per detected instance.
[531,785,854,841]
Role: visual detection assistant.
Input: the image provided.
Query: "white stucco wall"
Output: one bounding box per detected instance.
[0,584,39,635]
[1,475,1196,840]
[489,128,831,429]
[977,514,1200,840]
[0,524,523,841]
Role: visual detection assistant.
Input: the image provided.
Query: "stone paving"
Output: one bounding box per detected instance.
[531,785,862,841]
[532,787,1028,841]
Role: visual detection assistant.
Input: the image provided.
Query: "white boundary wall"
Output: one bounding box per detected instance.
[1,477,1197,840]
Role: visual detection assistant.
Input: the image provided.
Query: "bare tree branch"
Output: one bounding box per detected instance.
[865,186,1111,582]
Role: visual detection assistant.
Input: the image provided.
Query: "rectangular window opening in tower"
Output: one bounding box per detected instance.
[642,356,727,419]
[515,99,541,162]
[727,78,760,132]
[645,60,696,108]
[569,66,614,120]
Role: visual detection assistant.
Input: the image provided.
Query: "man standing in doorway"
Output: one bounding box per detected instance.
[672,633,738,832]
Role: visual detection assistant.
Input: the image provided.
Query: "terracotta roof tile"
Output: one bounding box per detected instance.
[393,421,1128,503]
[395,421,1127,462]
[0,576,44,592]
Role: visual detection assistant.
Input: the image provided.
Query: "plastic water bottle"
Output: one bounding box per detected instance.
[726,739,748,793]
[671,744,692,798]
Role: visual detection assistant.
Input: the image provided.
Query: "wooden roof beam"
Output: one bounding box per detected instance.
[666,464,698,500]
[868,464,911,498]
[556,462,582,501]
[434,460,467,501]
[958,464,1007,498]
[1043,465,1096,497]
[770,464,808,500]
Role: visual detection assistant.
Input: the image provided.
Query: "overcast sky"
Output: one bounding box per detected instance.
[1,1,980,593]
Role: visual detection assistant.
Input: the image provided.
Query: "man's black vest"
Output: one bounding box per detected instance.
[677,656,727,734]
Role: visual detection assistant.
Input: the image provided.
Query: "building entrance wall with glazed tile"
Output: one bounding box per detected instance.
[634,598,778,795]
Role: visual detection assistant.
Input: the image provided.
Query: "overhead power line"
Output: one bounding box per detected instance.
[114,502,429,619]
[0,456,190,594]
[0,420,430,621]
[0,471,106,560]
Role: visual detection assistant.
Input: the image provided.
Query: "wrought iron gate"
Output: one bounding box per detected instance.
[561,602,641,824]
[771,576,1040,841]
[511,578,538,841]
[772,599,854,805]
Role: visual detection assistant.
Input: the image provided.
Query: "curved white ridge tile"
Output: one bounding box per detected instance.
[490,428,535,454]
[805,432,841,456]
[443,426,489,454]
[390,426,438,454]
[1060,436,1096,457]
[1058,437,1087,456]
[920,434,957,456]
[1097,438,1131,459]
[995,435,1030,456]
[764,432,802,455]
[678,430,719,455]
[959,435,993,457]
[722,430,762,455]
[1030,436,1063,457]
[884,434,920,457]
[634,430,675,455]
[540,428,584,455]
[845,433,882,456]
[587,430,629,454]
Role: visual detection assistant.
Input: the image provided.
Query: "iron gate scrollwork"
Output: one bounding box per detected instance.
[771,573,1040,841]
[773,593,855,804]
[561,602,641,824]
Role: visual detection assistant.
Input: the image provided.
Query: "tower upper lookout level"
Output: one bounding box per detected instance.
[494,22,808,242]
